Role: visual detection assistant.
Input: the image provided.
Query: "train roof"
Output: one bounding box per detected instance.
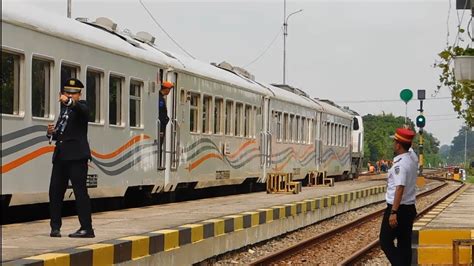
[2,3,355,115]
[313,99,353,120]
[1,3,269,95]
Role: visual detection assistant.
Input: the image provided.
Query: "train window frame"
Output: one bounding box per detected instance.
[202,94,212,134]
[108,73,125,127]
[308,118,314,144]
[252,106,257,138]
[225,99,234,136]
[275,111,282,142]
[244,104,252,138]
[60,61,80,90]
[86,67,104,125]
[31,55,53,119]
[189,92,200,134]
[214,97,224,135]
[1,49,24,117]
[129,78,144,129]
[235,102,244,137]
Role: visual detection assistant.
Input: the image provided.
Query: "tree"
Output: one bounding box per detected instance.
[448,126,474,166]
[362,113,441,167]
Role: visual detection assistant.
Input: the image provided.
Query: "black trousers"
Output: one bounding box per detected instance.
[379,204,417,266]
[49,160,92,230]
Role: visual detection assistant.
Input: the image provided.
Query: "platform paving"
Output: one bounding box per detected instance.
[426,184,474,228]
[2,179,389,262]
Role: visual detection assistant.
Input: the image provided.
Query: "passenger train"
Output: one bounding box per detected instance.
[1,3,364,209]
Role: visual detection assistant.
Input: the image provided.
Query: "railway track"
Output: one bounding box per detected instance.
[249,180,462,265]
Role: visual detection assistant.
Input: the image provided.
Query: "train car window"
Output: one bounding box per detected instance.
[283,113,288,142]
[244,105,251,137]
[289,114,295,142]
[308,119,313,144]
[252,106,257,138]
[301,118,306,144]
[295,116,300,143]
[190,93,200,133]
[214,98,223,134]
[129,80,142,127]
[202,95,212,134]
[61,64,78,88]
[276,112,282,142]
[225,100,233,135]
[109,75,123,126]
[333,124,337,146]
[1,51,21,115]
[86,69,102,123]
[353,117,359,130]
[235,103,243,137]
[32,58,52,118]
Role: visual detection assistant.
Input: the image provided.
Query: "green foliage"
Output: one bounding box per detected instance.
[442,126,474,166]
[434,44,474,127]
[362,113,442,167]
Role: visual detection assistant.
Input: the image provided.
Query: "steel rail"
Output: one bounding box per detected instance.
[338,182,465,266]
[250,181,448,266]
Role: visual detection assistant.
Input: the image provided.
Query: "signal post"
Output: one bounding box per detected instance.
[416,90,426,187]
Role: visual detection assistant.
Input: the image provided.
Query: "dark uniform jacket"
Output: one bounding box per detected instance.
[49,100,91,162]
[158,92,170,133]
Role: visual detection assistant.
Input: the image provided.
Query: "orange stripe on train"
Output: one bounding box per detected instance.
[185,153,223,172]
[91,135,150,159]
[226,139,256,159]
[1,146,55,174]
[1,135,151,173]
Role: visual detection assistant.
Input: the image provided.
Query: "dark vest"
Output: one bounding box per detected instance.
[50,100,91,162]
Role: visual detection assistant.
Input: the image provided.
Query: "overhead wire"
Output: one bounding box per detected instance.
[243,26,283,68]
[138,0,195,59]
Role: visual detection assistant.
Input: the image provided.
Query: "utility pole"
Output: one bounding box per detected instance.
[465,125,468,168]
[282,0,302,84]
[67,0,72,18]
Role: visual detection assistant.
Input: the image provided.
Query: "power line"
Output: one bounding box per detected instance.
[336,97,451,104]
[243,26,283,68]
[139,0,195,59]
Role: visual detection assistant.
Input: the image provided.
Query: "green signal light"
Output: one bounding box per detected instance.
[416,115,426,128]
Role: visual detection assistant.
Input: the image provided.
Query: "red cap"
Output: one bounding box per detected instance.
[161,81,174,89]
[392,128,415,144]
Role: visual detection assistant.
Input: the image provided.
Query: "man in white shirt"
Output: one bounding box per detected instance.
[380,128,418,266]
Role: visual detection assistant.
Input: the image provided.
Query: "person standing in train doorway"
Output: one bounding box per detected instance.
[46,78,94,238]
[158,81,173,169]
[379,128,417,265]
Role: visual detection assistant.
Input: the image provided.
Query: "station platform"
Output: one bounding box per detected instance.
[412,183,474,265]
[2,180,391,265]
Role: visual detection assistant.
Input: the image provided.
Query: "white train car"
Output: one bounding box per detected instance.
[1,3,357,209]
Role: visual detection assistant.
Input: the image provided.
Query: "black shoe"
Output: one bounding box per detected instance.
[68,229,95,238]
[50,229,61,237]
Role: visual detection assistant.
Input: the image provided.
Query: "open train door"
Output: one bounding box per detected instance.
[156,69,179,188]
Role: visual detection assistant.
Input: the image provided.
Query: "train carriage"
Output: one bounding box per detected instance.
[1,3,361,209]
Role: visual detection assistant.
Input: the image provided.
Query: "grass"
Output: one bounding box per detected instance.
[466,175,474,184]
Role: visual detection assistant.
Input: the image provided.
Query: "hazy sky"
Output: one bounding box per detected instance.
[7,0,470,145]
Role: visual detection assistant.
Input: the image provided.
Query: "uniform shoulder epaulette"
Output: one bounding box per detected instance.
[393,158,402,164]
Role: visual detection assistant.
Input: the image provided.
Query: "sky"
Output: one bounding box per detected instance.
[7,0,471,145]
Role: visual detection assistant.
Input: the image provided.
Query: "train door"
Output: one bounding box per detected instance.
[260,96,271,181]
[315,113,323,170]
[156,70,178,187]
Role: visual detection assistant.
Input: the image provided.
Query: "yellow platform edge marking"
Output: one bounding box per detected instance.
[25,253,70,266]
[77,243,114,265]
[151,229,179,251]
[418,246,472,264]
[119,235,150,260]
[419,229,472,245]
[179,224,205,243]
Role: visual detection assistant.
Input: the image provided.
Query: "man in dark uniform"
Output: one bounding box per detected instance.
[47,78,94,238]
[379,127,417,265]
[158,81,173,168]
